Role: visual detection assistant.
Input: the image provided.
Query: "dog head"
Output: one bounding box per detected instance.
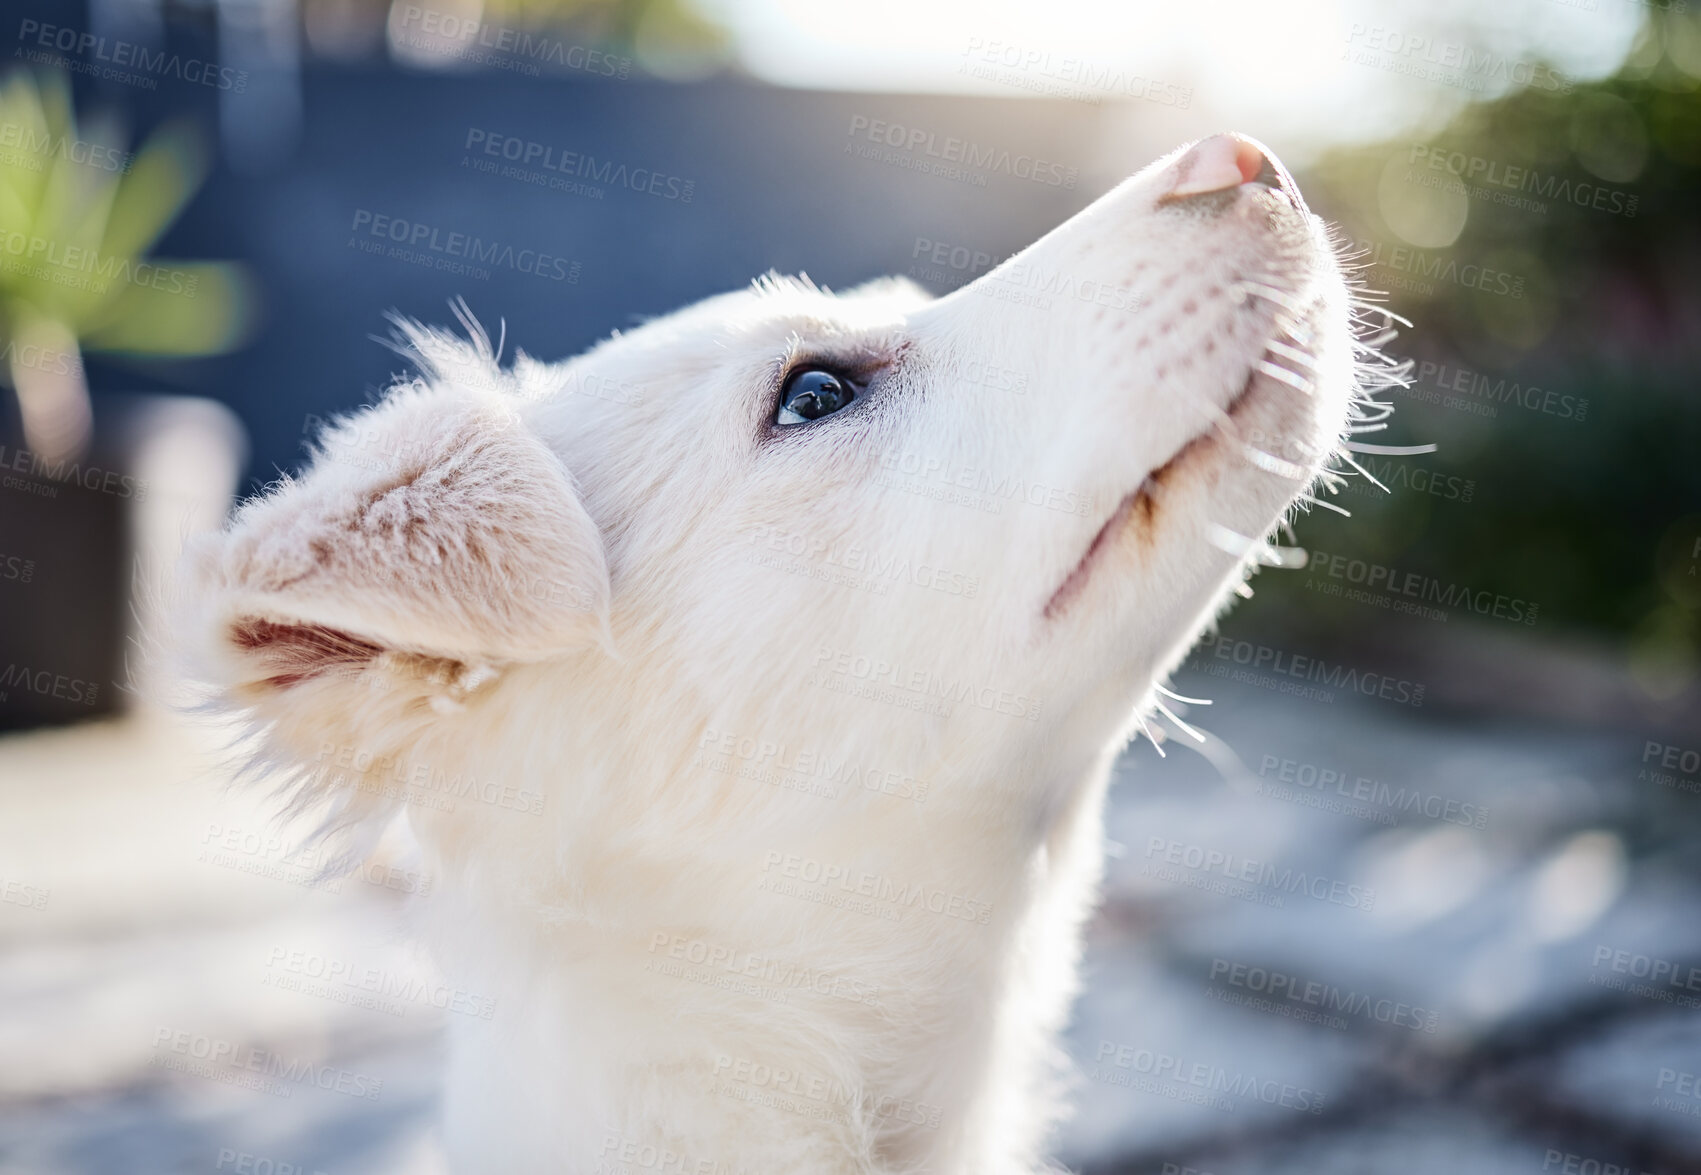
[183,133,1374,885]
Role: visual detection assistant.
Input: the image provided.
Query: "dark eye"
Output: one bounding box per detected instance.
[777,369,856,425]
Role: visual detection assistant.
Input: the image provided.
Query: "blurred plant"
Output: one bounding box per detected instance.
[0,70,255,463]
[335,0,730,76]
[1274,10,1701,686]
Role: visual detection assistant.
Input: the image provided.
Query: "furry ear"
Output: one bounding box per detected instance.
[184,379,610,702]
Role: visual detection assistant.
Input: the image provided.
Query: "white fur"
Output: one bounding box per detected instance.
[180,137,1373,1174]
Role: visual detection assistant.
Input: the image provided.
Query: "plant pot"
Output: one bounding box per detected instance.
[0,393,245,731]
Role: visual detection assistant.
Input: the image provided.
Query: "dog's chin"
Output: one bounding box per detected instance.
[1041,327,1338,625]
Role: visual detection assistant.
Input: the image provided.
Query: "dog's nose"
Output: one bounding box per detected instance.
[1159,133,1300,209]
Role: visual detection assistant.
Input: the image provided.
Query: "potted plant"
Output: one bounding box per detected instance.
[0,69,255,729]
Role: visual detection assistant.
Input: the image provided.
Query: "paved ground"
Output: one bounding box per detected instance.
[1064,676,1701,1175]
[1,658,1696,1174]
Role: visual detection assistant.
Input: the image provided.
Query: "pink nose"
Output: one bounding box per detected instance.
[1161,133,1290,204]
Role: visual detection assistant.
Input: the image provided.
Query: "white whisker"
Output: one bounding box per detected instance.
[1135,713,1166,757]
[1157,683,1212,706]
[1255,360,1314,394]
[1206,523,1258,556]
[1301,494,1352,517]
[1348,400,1397,422]
[1241,281,1304,313]
[1265,340,1320,370]
[1346,441,1439,455]
[1337,453,1390,492]
[1153,698,1207,743]
[1242,445,1308,480]
[1362,306,1414,329]
[1257,544,1310,569]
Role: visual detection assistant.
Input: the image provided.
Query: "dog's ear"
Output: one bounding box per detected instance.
[182,378,609,719]
[178,378,609,851]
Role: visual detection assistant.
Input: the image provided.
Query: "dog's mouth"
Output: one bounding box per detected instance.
[1040,343,1317,622]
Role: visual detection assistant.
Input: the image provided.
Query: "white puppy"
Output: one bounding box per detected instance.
[182,134,1387,1174]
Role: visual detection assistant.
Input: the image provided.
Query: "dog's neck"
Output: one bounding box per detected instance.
[398,686,1119,1175]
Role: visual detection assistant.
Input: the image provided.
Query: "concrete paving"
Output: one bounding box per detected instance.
[0,667,1692,1174]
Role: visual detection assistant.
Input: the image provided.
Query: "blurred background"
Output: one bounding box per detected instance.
[1,0,1699,1171]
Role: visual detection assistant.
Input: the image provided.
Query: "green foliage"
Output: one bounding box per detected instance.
[0,69,256,363]
[1278,13,1701,680]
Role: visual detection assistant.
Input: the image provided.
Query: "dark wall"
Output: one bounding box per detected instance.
[111,66,1136,491]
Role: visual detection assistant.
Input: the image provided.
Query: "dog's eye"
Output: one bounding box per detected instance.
[777,369,856,425]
